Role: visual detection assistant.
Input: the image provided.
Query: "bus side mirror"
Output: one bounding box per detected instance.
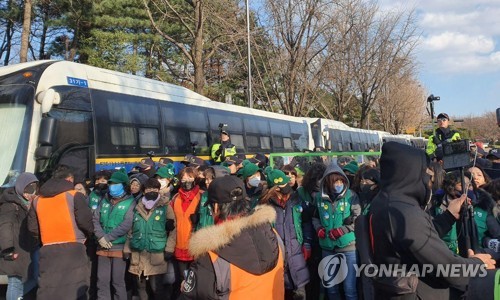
[35,146,52,160]
[38,117,56,146]
[36,89,61,114]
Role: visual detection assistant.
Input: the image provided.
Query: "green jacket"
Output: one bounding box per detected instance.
[88,190,104,212]
[473,206,488,246]
[100,196,135,245]
[435,205,458,254]
[315,190,356,250]
[196,192,214,230]
[130,205,167,252]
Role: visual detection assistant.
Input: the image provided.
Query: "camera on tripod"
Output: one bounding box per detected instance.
[219,123,228,134]
[441,139,471,170]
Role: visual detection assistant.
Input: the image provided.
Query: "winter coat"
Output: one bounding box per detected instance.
[370,142,483,299]
[179,205,284,299]
[0,188,37,280]
[312,163,361,252]
[27,178,93,300]
[124,197,176,276]
[269,195,310,290]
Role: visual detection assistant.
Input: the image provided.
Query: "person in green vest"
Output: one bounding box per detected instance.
[195,165,229,231]
[260,167,310,299]
[86,169,112,300]
[238,160,266,209]
[123,178,176,299]
[155,163,176,203]
[88,170,112,212]
[482,179,500,249]
[426,112,461,161]
[93,168,136,300]
[292,162,326,300]
[210,130,237,164]
[312,162,361,300]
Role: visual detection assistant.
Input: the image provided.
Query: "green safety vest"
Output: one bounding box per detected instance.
[196,193,214,231]
[130,205,167,252]
[88,191,103,212]
[211,143,237,163]
[474,206,488,246]
[292,202,304,245]
[297,187,313,206]
[435,206,458,254]
[99,195,135,245]
[315,190,355,250]
[426,132,461,156]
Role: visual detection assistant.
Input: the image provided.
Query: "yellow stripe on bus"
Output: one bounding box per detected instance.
[95,156,212,164]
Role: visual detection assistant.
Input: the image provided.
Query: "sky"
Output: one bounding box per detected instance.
[378,0,500,118]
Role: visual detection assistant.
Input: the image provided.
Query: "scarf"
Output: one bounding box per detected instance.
[141,195,161,210]
[179,185,200,211]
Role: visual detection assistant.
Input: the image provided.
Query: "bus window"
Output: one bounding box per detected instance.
[107,98,158,125]
[260,137,271,150]
[208,110,243,132]
[246,135,260,148]
[111,126,137,146]
[139,128,160,148]
[272,136,284,149]
[230,134,245,152]
[244,117,270,135]
[165,128,190,154]
[284,138,293,150]
[189,131,209,155]
[162,103,208,131]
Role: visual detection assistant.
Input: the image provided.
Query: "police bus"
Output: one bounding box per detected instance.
[0,60,425,186]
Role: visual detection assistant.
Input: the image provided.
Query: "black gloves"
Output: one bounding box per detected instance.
[164,251,174,261]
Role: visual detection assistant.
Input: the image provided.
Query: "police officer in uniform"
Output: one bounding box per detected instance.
[426,113,461,160]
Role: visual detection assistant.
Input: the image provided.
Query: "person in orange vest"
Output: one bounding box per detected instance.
[170,166,203,297]
[27,164,94,300]
[178,176,284,299]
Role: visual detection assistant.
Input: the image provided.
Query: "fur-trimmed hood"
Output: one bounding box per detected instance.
[188,205,279,275]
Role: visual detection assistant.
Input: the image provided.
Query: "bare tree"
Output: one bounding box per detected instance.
[462,112,500,143]
[19,0,32,62]
[351,4,419,128]
[142,0,244,94]
[374,72,426,134]
[256,0,336,116]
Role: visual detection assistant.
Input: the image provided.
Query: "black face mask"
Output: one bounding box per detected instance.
[280,184,293,195]
[95,183,108,195]
[359,184,378,202]
[144,192,159,201]
[181,181,194,191]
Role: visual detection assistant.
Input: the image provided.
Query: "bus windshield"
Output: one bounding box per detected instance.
[0,84,34,187]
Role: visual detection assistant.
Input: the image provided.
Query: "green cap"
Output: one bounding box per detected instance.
[343,160,359,174]
[109,169,129,185]
[265,167,290,187]
[237,160,260,180]
[155,163,175,179]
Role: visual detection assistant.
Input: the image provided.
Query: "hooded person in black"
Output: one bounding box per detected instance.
[369,142,496,299]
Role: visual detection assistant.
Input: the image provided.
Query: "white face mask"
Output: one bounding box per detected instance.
[248,177,261,188]
[158,179,168,190]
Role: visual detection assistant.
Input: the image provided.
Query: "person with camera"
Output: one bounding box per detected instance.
[0,173,39,300]
[210,124,237,164]
[426,113,461,161]
[369,142,496,299]
[178,176,284,299]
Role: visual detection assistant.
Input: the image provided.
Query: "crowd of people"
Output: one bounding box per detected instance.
[0,116,499,300]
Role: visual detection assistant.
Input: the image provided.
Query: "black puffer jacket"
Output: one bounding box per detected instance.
[370,142,483,299]
[0,188,37,279]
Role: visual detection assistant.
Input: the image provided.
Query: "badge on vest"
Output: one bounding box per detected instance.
[155,216,160,221]
[182,269,196,293]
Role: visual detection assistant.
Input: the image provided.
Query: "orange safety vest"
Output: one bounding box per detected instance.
[173,192,201,261]
[207,231,285,300]
[34,190,86,246]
